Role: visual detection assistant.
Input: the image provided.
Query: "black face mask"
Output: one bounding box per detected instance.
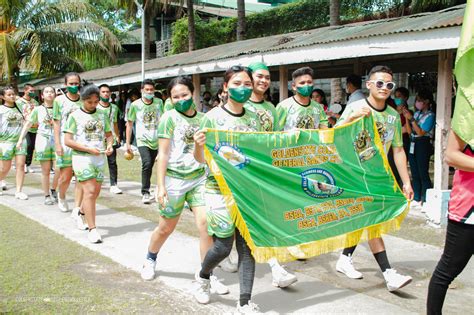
[204,97,211,102]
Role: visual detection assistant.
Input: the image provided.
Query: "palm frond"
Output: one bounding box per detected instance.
[0,33,18,81]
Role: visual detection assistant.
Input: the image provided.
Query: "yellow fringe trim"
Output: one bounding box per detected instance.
[204,117,410,263]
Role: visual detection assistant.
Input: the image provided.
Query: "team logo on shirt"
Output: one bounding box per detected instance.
[256,109,273,132]
[296,115,316,129]
[181,125,199,153]
[353,130,376,162]
[214,142,250,169]
[301,168,343,199]
[143,110,158,129]
[6,111,22,127]
[84,119,104,141]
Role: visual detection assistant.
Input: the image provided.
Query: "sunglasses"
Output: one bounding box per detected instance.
[368,80,396,90]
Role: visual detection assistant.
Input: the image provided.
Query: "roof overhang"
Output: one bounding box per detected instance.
[92,26,460,87]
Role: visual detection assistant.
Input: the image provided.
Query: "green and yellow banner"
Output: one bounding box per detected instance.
[204,116,409,263]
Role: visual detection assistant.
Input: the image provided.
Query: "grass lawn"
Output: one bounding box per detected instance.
[0,204,207,313]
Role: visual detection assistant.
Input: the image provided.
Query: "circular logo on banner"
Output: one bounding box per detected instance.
[301,168,343,198]
[214,142,250,169]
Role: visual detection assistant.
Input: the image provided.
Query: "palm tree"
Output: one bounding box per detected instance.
[237,0,246,41]
[329,0,344,104]
[0,0,121,89]
[186,0,196,51]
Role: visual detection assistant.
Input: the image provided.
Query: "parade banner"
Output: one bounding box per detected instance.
[204,116,409,263]
[453,0,474,146]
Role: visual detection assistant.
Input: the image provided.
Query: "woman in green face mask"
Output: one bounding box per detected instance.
[192,66,262,312]
[139,76,232,294]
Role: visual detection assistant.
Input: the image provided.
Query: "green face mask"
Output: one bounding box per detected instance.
[175,98,193,112]
[296,85,313,97]
[67,86,79,94]
[28,92,36,98]
[143,93,154,100]
[228,86,253,103]
[100,96,109,102]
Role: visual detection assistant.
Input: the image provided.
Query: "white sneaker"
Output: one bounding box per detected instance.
[44,196,55,205]
[210,275,229,295]
[383,268,412,292]
[219,256,238,273]
[287,245,306,259]
[336,254,363,279]
[88,228,102,244]
[141,258,156,281]
[142,193,151,204]
[271,264,298,288]
[109,185,123,194]
[1,180,7,190]
[27,166,34,173]
[15,192,28,200]
[75,211,88,230]
[410,200,422,209]
[194,275,211,304]
[236,301,261,314]
[58,198,69,212]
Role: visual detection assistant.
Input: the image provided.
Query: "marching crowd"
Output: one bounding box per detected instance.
[0,62,471,314]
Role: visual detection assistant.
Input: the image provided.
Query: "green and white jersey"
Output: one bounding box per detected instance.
[63,108,111,156]
[245,99,278,132]
[276,97,328,131]
[16,97,39,133]
[28,105,54,138]
[52,94,83,131]
[158,109,205,180]
[0,105,24,143]
[97,102,119,144]
[337,98,403,153]
[127,98,164,150]
[163,98,174,112]
[201,105,262,193]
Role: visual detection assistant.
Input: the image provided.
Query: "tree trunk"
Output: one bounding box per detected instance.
[237,0,246,41]
[143,0,152,59]
[187,0,196,51]
[329,0,344,104]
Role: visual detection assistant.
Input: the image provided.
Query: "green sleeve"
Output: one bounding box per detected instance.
[112,104,119,123]
[318,103,328,127]
[104,115,111,133]
[157,112,174,139]
[28,107,39,124]
[63,115,77,134]
[269,105,280,131]
[392,116,403,148]
[127,103,137,122]
[276,103,287,131]
[52,99,61,121]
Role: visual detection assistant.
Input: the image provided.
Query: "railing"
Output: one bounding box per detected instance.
[156,39,172,58]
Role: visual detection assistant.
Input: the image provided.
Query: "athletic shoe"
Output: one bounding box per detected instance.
[194,275,211,304]
[75,212,88,230]
[141,258,156,281]
[410,200,422,209]
[58,198,69,212]
[15,192,28,200]
[236,301,261,314]
[219,256,238,273]
[27,166,34,173]
[50,189,58,203]
[336,254,363,279]
[44,196,55,205]
[208,273,229,295]
[271,264,298,288]
[88,228,102,244]
[383,269,412,292]
[1,180,7,190]
[142,193,151,204]
[71,206,80,218]
[287,245,306,259]
[109,185,123,194]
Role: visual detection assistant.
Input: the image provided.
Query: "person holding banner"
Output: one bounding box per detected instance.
[335,65,414,292]
[140,76,229,296]
[245,61,298,288]
[193,66,261,312]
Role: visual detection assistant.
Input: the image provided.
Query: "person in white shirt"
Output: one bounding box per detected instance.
[346,74,366,105]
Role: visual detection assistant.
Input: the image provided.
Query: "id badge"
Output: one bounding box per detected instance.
[409,142,415,154]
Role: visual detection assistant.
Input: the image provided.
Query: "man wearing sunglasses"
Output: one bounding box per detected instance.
[334,65,414,292]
